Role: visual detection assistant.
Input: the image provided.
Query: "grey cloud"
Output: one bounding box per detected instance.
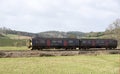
[0,0,120,33]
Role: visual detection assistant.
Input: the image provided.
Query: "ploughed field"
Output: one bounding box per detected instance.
[0,55,119,74]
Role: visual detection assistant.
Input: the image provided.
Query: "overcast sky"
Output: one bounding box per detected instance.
[0,0,120,33]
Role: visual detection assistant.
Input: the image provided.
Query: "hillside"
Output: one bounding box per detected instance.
[38,31,85,38]
[0,34,29,46]
[0,27,117,39]
[0,27,36,37]
[0,27,86,38]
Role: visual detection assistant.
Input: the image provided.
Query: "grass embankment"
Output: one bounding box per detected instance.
[0,34,29,47]
[0,46,27,50]
[0,55,119,74]
[0,38,26,46]
[0,34,28,50]
[5,34,30,39]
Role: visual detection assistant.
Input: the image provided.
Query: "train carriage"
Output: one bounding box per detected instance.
[28,37,79,50]
[27,37,118,50]
[80,39,117,49]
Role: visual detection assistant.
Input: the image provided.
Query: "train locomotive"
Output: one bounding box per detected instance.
[27,37,118,50]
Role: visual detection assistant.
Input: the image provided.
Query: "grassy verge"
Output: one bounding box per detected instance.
[0,46,28,50]
[0,38,26,46]
[0,55,119,74]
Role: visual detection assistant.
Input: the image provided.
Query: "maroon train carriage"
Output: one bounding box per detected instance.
[27,37,118,50]
[27,37,79,50]
[80,39,118,49]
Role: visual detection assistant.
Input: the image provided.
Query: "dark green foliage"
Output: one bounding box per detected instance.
[85,32,104,38]
[96,32,104,37]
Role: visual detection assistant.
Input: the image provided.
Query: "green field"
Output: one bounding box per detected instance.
[0,46,28,50]
[0,38,26,46]
[0,55,119,74]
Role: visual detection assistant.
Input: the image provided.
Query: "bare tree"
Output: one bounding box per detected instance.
[106,18,120,39]
[113,19,120,39]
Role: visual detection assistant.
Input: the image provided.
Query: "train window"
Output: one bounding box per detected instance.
[35,40,38,43]
[100,40,104,43]
[68,40,74,43]
[51,40,62,43]
[52,40,57,43]
[96,40,105,44]
[96,40,101,43]
[109,40,113,43]
[87,40,91,44]
[57,40,62,43]
[82,41,86,43]
[40,40,46,43]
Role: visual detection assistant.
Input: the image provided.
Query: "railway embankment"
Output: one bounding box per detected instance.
[0,49,120,58]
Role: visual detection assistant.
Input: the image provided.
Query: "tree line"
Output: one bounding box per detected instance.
[0,27,36,37]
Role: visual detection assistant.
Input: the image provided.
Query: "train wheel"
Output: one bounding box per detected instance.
[84,48,86,50]
[106,48,108,50]
[109,48,112,50]
[39,49,43,50]
[65,48,68,50]
[79,48,82,50]
[113,48,116,49]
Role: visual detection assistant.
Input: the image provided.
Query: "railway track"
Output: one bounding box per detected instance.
[0,49,120,58]
[0,48,120,52]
